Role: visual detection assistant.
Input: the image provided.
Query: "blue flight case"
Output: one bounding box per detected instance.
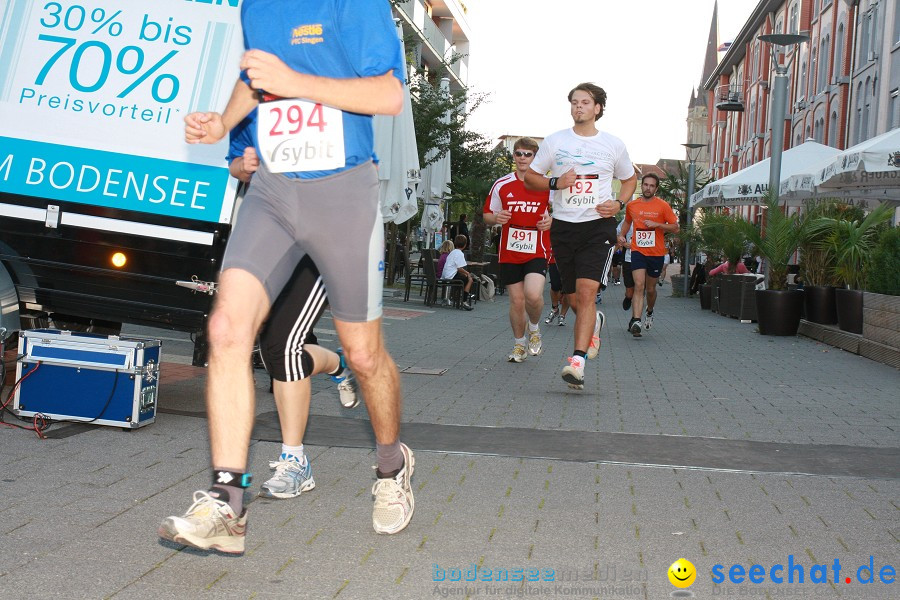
[12,329,161,429]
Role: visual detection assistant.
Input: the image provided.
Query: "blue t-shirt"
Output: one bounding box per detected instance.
[227,112,256,165]
[240,0,404,179]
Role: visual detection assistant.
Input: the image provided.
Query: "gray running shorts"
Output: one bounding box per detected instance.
[222,162,383,322]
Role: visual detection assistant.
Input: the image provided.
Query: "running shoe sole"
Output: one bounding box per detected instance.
[158,523,245,555]
[259,477,315,499]
[561,367,584,390]
[630,321,642,337]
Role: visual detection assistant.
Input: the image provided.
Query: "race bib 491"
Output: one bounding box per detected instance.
[506,226,537,254]
[257,99,345,173]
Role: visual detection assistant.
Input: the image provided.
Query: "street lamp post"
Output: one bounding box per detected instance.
[757,33,808,285]
[757,34,808,195]
[681,142,705,298]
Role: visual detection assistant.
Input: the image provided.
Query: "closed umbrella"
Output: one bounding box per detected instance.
[419,78,452,246]
[373,20,420,224]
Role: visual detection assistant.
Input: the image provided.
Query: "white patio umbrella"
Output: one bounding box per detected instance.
[780,128,900,207]
[692,140,841,208]
[419,78,452,246]
[373,20,420,225]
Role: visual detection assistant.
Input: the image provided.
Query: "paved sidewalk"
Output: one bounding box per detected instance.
[1,282,897,599]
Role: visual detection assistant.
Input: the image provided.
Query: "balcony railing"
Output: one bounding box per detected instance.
[715,83,745,112]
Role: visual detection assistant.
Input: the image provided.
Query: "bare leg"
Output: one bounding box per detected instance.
[206,269,270,471]
[570,277,600,353]
[333,319,401,445]
[272,345,340,446]
[506,281,526,338]
[523,273,546,325]
[646,276,660,311]
[631,269,647,319]
[272,379,311,446]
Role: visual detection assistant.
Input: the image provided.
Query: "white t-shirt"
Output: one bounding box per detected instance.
[442,248,466,279]
[616,219,633,262]
[529,128,633,223]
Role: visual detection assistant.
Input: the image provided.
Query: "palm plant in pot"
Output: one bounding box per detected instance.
[699,212,752,315]
[734,192,807,335]
[811,202,893,334]
[797,202,864,325]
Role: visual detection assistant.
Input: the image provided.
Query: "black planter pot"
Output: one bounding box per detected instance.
[699,284,712,310]
[804,285,838,325]
[835,288,864,334]
[755,289,804,336]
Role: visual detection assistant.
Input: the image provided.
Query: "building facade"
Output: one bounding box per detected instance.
[699,0,899,207]
[393,0,471,90]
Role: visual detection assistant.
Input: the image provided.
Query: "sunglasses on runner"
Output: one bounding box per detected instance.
[514,151,534,157]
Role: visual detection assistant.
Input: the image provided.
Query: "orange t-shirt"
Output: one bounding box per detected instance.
[626,197,677,257]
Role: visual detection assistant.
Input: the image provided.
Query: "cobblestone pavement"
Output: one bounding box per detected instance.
[1,282,897,599]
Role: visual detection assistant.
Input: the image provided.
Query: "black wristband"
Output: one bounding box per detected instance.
[548,177,559,191]
[617,200,626,210]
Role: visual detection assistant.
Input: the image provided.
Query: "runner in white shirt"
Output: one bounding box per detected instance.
[525,82,637,390]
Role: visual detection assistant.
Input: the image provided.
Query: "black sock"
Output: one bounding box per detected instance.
[574,350,587,359]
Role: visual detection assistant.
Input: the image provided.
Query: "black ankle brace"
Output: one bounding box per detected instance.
[213,470,252,488]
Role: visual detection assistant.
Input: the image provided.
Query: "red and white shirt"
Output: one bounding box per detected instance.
[484,172,551,264]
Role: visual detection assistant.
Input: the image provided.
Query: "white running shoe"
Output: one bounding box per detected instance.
[259,457,315,499]
[586,310,605,359]
[372,443,415,534]
[644,312,654,330]
[629,318,643,337]
[558,315,567,327]
[561,357,585,390]
[508,344,527,363]
[528,331,542,356]
[544,307,559,324]
[158,491,247,554]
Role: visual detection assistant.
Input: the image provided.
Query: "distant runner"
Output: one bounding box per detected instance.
[618,173,678,336]
[484,137,552,363]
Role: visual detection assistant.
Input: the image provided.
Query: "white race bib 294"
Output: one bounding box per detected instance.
[257,99,345,173]
[506,227,537,254]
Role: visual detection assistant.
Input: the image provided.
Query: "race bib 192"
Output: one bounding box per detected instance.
[506,226,537,254]
[561,174,600,207]
[257,99,345,173]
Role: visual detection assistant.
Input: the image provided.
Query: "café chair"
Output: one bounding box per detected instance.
[421,249,464,307]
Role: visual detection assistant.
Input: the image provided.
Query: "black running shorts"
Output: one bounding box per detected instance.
[549,218,617,294]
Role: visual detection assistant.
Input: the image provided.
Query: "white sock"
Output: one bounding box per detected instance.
[515,336,527,346]
[528,321,540,333]
[281,444,306,464]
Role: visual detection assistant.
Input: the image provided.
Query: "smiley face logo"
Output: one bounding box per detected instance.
[668,558,696,588]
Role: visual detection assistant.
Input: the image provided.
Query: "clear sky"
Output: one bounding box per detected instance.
[464,0,760,165]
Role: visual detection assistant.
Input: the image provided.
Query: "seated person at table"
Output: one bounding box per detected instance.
[436,240,455,276]
[709,260,749,276]
[441,235,476,310]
